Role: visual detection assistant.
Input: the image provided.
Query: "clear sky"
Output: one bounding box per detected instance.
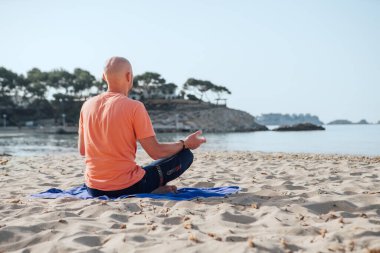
[1,0,379,123]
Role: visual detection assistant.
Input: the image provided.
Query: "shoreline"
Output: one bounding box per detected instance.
[2,149,380,160]
[2,124,380,157]
[1,151,380,252]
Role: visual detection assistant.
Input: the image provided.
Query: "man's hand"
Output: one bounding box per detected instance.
[184,130,207,150]
[139,130,206,160]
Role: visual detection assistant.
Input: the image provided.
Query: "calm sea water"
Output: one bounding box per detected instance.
[0,125,379,156]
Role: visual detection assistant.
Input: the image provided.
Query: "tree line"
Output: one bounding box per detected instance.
[0,67,231,127]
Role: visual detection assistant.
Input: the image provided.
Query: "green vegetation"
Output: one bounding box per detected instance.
[183,78,231,102]
[132,72,178,100]
[0,67,231,127]
[0,67,103,127]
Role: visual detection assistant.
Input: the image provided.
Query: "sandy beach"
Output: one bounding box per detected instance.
[0,151,379,252]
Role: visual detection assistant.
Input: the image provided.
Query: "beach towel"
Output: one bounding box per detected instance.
[31,185,240,201]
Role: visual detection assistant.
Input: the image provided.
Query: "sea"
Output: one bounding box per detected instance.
[0,125,379,156]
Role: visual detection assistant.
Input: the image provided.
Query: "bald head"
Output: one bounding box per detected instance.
[103,56,133,95]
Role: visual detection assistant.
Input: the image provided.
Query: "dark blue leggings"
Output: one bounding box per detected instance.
[86,149,194,198]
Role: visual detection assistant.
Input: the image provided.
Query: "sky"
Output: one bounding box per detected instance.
[0,0,379,123]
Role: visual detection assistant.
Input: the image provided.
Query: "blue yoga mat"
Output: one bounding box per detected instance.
[31,185,240,201]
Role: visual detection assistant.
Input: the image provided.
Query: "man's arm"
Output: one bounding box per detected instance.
[78,113,85,156]
[139,130,206,160]
[78,130,85,156]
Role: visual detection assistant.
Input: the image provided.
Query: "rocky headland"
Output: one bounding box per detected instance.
[145,100,268,133]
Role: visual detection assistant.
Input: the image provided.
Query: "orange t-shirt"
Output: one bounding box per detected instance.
[79,92,155,191]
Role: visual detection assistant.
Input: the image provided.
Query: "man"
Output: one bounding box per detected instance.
[78,56,206,198]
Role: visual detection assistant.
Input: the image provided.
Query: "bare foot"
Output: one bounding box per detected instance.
[151,185,177,194]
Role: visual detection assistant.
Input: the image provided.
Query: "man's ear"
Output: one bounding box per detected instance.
[102,73,106,82]
[126,72,131,83]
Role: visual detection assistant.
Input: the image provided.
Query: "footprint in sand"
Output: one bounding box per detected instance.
[221,211,256,224]
[225,235,247,242]
[108,213,129,223]
[0,230,14,244]
[131,235,147,242]
[162,216,183,225]
[304,200,358,214]
[121,203,142,212]
[73,235,102,247]
[192,182,215,188]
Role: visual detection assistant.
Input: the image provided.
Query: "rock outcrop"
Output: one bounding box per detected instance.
[328,119,353,125]
[357,119,369,124]
[145,100,268,133]
[273,123,325,131]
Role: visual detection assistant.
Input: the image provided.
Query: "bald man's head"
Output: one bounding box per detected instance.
[103,56,133,95]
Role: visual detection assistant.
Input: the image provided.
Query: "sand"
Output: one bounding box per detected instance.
[0,151,380,253]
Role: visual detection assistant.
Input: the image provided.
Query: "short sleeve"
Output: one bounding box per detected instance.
[133,102,155,140]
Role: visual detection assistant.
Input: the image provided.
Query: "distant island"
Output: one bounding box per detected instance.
[328,119,370,125]
[255,113,323,126]
[357,119,369,124]
[328,119,353,125]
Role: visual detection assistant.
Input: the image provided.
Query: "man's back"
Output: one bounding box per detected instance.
[79,91,155,191]
[78,56,205,197]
